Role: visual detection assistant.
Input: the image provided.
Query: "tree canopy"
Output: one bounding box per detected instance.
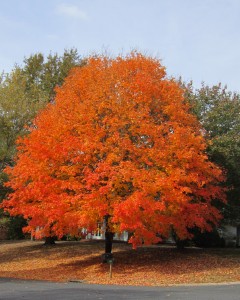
[2,53,226,248]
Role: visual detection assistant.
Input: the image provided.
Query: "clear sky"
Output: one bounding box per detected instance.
[1,0,240,92]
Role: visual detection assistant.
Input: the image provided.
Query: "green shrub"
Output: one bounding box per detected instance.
[6,216,27,239]
[192,228,225,248]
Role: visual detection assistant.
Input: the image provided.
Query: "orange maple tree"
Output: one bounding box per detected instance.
[2,53,226,248]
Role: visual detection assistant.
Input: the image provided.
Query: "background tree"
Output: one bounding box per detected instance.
[0,49,84,239]
[0,69,47,191]
[182,82,240,245]
[22,48,84,101]
[2,53,226,251]
[0,69,47,238]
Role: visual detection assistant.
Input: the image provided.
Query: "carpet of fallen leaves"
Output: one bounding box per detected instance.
[0,240,239,286]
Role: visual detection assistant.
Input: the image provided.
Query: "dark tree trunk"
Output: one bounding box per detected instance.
[236,225,240,248]
[175,239,187,250]
[171,227,187,250]
[44,236,56,245]
[105,231,114,254]
[102,215,114,263]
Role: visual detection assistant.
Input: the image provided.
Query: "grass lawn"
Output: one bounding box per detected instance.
[0,239,239,286]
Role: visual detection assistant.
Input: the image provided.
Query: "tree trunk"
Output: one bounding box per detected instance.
[102,215,114,263]
[105,231,114,254]
[171,227,187,250]
[175,239,187,250]
[44,236,56,245]
[236,225,240,248]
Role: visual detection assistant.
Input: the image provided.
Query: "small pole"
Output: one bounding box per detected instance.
[109,261,113,279]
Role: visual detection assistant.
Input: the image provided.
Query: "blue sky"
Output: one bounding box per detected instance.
[1,0,240,92]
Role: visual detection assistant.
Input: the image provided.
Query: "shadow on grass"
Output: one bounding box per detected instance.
[61,244,240,278]
[0,240,108,264]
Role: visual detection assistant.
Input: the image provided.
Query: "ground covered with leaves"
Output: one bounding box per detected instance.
[0,240,239,286]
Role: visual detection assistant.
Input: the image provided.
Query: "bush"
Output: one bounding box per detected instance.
[6,216,27,239]
[0,217,10,227]
[192,228,225,248]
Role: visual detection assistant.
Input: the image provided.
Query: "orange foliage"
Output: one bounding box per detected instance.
[2,53,226,248]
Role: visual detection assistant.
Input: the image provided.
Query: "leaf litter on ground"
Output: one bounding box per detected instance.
[0,240,239,286]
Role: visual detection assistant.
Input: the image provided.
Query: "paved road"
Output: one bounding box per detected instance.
[0,278,240,300]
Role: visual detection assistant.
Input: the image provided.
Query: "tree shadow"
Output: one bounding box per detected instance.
[0,240,106,264]
[63,245,240,278]
[0,240,239,282]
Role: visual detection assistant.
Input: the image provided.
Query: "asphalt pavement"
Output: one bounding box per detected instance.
[0,278,240,300]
